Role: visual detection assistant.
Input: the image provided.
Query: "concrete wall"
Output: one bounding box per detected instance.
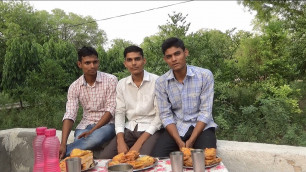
[1,128,306,172]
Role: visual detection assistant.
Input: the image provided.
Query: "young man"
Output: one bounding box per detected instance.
[59,46,118,159]
[98,45,162,158]
[152,37,218,157]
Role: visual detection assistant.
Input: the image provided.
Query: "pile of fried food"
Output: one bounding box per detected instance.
[108,150,156,169]
[60,148,94,172]
[181,147,222,167]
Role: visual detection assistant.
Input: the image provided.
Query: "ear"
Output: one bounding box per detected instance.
[184,48,189,57]
[77,61,82,68]
[123,60,127,68]
[143,57,147,65]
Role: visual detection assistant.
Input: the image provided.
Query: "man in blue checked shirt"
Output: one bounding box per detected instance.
[152,37,218,157]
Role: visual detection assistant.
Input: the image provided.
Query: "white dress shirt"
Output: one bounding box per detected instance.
[115,70,162,135]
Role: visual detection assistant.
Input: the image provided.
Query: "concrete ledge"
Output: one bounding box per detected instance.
[217,140,306,172]
[1,128,306,172]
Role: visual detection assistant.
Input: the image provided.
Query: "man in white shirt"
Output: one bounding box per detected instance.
[98,45,162,158]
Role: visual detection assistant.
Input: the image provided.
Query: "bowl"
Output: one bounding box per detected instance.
[107,163,133,172]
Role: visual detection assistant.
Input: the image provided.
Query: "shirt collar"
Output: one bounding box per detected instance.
[166,65,194,80]
[82,71,102,86]
[127,70,150,84]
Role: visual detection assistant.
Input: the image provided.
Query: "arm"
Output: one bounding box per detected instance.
[115,80,129,153]
[59,119,74,159]
[59,84,79,159]
[130,132,151,152]
[155,79,184,148]
[186,70,214,148]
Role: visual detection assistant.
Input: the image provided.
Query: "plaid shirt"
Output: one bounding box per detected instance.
[155,65,218,136]
[63,71,118,129]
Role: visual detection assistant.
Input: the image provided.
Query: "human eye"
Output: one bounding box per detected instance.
[174,51,181,56]
[85,62,90,65]
[126,58,132,62]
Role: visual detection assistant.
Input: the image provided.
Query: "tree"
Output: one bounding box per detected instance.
[49,8,107,49]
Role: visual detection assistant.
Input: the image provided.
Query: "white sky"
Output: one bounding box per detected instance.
[27,1,256,47]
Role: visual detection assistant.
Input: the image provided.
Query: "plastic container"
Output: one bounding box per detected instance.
[43,128,61,172]
[33,127,47,172]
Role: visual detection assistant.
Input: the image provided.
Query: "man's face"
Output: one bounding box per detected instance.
[77,55,99,76]
[124,52,146,76]
[163,46,188,72]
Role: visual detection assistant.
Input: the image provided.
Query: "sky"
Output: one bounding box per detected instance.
[27,1,256,47]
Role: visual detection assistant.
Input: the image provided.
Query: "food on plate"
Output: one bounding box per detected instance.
[59,148,94,172]
[180,147,222,167]
[205,147,216,160]
[108,151,156,169]
[205,157,222,166]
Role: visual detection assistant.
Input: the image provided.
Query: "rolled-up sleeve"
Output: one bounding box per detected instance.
[155,78,175,128]
[63,84,79,122]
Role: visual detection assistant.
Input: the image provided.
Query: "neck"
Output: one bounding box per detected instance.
[84,73,97,86]
[132,70,144,87]
[173,65,187,83]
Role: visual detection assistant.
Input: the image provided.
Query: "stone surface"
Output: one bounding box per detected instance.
[217,140,306,172]
[1,128,306,172]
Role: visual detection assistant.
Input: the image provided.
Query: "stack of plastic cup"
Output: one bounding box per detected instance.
[43,128,61,172]
[33,127,47,172]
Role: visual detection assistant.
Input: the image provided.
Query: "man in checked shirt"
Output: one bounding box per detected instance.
[152,37,218,157]
[59,46,118,159]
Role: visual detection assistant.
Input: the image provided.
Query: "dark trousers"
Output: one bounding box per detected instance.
[97,127,162,159]
[151,126,216,157]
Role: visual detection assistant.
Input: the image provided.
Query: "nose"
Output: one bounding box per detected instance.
[171,56,177,62]
[132,59,136,65]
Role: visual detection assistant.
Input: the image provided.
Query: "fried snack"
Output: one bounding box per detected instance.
[127,160,144,169]
[205,157,222,166]
[205,148,216,160]
[70,148,91,157]
[112,152,125,163]
[137,155,155,168]
[184,156,193,167]
[108,152,156,170]
[60,149,94,172]
[108,160,120,166]
[125,150,140,161]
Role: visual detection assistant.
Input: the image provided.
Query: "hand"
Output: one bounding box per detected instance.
[185,139,194,148]
[59,144,66,159]
[117,140,129,154]
[77,131,92,139]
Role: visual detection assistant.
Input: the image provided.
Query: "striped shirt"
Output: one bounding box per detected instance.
[155,65,218,136]
[63,71,118,129]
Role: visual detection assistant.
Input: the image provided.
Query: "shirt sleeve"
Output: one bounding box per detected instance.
[197,70,214,124]
[63,83,79,122]
[145,96,162,135]
[104,76,118,116]
[155,78,175,128]
[115,80,126,134]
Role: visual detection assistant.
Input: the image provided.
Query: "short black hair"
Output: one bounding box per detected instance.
[123,45,144,59]
[161,37,185,55]
[78,46,98,62]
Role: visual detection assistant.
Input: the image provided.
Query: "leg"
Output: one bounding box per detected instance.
[193,127,217,149]
[97,136,118,159]
[66,123,115,157]
[151,129,179,157]
[139,130,162,156]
